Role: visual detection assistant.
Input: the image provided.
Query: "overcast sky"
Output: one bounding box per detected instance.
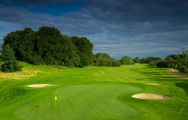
[0,0,188,58]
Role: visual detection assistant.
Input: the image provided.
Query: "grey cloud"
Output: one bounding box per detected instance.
[90,29,188,58]
[86,0,188,29]
[0,0,81,6]
[0,0,188,57]
[0,6,107,35]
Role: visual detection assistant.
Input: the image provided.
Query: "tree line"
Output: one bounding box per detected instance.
[0,26,187,73]
[156,49,188,73]
[2,27,93,67]
[133,49,188,73]
[0,26,121,72]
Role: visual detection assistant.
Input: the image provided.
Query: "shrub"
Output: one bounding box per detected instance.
[1,44,22,72]
[156,49,188,73]
[93,53,120,67]
[120,56,134,65]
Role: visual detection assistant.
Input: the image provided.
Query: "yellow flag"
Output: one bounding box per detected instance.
[54,96,58,101]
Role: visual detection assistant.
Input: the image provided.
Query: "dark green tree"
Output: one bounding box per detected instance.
[3,26,102,67]
[33,27,81,66]
[120,56,134,65]
[0,50,2,63]
[3,28,35,63]
[156,48,188,73]
[71,37,93,67]
[3,26,81,67]
[93,53,120,67]
[133,57,141,63]
[1,44,22,72]
[141,57,163,67]
[60,36,80,66]
[33,26,63,64]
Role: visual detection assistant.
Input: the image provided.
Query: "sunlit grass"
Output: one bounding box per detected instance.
[0,70,38,80]
[0,63,188,120]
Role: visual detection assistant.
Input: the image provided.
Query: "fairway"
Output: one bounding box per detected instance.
[0,64,188,120]
[16,85,139,120]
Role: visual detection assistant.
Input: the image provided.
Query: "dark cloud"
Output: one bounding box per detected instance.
[0,6,107,35]
[0,0,188,57]
[89,29,188,58]
[0,0,81,6]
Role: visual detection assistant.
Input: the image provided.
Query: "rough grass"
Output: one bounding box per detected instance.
[0,63,188,120]
[0,70,38,80]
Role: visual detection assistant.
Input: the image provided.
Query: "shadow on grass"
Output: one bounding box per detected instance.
[175,82,188,95]
[0,86,26,103]
[138,67,188,82]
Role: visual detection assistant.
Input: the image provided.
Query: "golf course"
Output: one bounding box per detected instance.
[0,63,188,120]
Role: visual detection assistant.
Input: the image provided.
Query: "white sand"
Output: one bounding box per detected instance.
[132,93,170,100]
[26,84,53,88]
[145,83,162,86]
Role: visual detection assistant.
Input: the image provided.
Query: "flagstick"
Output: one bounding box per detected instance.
[54,96,58,107]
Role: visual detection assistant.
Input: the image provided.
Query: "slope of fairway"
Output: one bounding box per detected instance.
[16,85,140,120]
[0,63,188,120]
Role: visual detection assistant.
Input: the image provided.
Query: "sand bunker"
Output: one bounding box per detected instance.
[26,84,53,88]
[132,93,170,100]
[145,83,162,86]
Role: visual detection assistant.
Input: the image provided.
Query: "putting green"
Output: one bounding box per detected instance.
[16,85,140,120]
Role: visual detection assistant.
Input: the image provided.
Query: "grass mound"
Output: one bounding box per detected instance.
[0,87,26,102]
